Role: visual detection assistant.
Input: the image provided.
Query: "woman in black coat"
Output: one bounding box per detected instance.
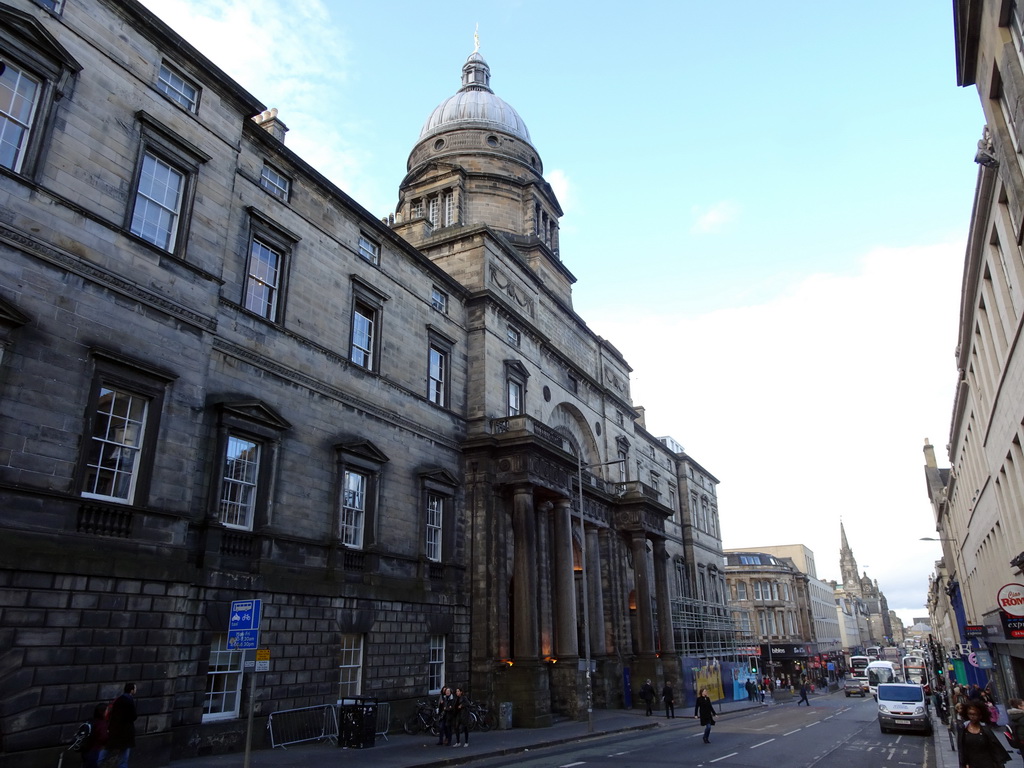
[694,687,718,743]
[956,700,1011,768]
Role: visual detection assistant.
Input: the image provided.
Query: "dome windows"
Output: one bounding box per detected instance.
[486,135,499,147]
[433,138,446,151]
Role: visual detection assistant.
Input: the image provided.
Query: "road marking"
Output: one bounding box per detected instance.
[750,739,775,749]
[710,753,738,763]
[560,762,586,767]
[805,721,820,728]
[784,729,802,736]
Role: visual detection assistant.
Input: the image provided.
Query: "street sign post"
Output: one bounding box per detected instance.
[228,599,261,650]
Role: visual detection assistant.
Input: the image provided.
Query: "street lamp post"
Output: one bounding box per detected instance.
[576,456,624,734]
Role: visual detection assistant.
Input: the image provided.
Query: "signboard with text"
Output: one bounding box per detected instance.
[227,599,261,650]
[1001,611,1024,639]
[997,583,1024,617]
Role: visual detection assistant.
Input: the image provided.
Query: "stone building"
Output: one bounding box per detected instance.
[0,0,732,764]
[920,0,1024,700]
[838,522,892,645]
[724,551,813,682]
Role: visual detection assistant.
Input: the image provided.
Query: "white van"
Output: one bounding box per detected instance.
[877,683,931,734]
[866,660,900,698]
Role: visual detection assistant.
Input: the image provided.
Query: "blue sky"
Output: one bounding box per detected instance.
[139,0,982,627]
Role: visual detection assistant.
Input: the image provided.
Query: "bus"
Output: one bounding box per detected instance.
[866,660,900,698]
[847,654,871,697]
[903,655,928,689]
[865,646,882,660]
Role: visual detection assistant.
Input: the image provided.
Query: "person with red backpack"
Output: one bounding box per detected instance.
[104,683,137,768]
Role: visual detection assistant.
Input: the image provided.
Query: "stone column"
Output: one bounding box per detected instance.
[630,532,655,655]
[651,538,676,663]
[587,526,607,656]
[551,498,578,659]
[512,484,539,660]
[537,501,554,658]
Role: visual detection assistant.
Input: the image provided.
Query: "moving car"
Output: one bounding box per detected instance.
[877,683,931,734]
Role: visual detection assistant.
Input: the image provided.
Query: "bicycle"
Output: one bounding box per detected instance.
[403,700,441,735]
[467,700,496,732]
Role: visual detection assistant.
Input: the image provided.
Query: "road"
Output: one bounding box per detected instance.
[468,695,936,768]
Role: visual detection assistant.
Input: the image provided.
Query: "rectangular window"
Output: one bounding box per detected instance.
[428,635,445,694]
[507,379,522,416]
[341,469,367,547]
[351,301,376,369]
[506,327,521,347]
[428,197,439,226]
[568,375,578,394]
[428,345,448,407]
[203,634,243,721]
[130,152,185,251]
[431,287,448,313]
[157,63,199,112]
[426,493,443,562]
[739,613,751,633]
[337,634,363,698]
[259,163,290,200]
[411,198,424,219]
[82,386,149,503]
[244,237,283,321]
[0,62,40,172]
[443,192,454,226]
[358,234,380,265]
[737,581,747,600]
[220,435,260,530]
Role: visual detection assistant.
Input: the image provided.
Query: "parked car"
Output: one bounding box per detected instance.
[877,683,931,734]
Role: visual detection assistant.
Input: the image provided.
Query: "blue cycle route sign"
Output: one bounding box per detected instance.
[227,599,261,650]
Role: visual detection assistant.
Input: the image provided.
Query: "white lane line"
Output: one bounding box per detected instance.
[750,739,775,749]
[804,721,820,728]
[710,752,738,763]
[783,728,801,736]
[561,762,586,767]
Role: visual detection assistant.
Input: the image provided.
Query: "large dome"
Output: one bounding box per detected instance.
[418,51,533,146]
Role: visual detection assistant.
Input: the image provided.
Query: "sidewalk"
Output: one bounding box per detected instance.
[169,696,763,768]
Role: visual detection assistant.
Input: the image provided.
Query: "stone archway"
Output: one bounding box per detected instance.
[546,402,601,469]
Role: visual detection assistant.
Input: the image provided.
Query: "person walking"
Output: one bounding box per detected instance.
[797,678,811,706]
[662,680,675,719]
[435,687,454,746]
[1006,698,1024,756]
[956,700,1011,768]
[694,687,718,743]
[81,702,109,768]
[451,687,471,747]
[104,683,137,768]
[639,679,655,716]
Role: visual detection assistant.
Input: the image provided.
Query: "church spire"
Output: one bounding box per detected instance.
[839,521,860,594]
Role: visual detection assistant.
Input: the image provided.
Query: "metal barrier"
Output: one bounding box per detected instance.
[375,702,391,742]
[268,704,338,749]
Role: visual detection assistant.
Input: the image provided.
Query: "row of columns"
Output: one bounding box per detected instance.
[509,484,675,664]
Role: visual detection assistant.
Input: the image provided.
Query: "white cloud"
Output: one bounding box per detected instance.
[592,238,965,619]
[546,169,573,213]
[690,200,739,234]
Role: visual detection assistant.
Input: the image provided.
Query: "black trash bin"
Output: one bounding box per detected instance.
[338,697,377,748]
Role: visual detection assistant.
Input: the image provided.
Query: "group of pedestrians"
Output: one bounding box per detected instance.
[434,686,472,747]
[637,678,677,718]
[76,683,138,768]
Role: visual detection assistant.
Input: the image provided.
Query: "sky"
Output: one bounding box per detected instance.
[137,0,984,630]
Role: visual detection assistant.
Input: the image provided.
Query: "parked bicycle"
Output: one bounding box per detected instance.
[467,700,496,732]
[403,700,441,736]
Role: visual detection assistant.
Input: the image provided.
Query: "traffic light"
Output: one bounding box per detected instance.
[748,656,759,674]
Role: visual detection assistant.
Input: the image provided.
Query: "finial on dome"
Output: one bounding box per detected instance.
[474,23,480,52]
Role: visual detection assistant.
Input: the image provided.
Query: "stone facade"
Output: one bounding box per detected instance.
[0,1,731,764]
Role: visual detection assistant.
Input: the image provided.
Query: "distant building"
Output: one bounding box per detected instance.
[838,523,892,645]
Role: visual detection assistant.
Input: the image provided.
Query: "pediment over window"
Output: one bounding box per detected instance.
[216,400,291,430]
[0,295,30,329]
[0,5,81,91]
[615,436,630,452]
[335,439,389,464]
[504,359,530,380]
[418,467,459,488]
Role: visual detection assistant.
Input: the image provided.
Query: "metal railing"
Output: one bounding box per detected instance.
[267,704,338,749]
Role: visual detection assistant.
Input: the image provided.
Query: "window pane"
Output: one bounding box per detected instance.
[351,303,374,368]
[426,494,443,562]
[507,380,522,416]
[428,635,445,693]
[259,164,290,199]
[358,236,379,265]
[338,634,363,698]
[428,346,446,406]
[341,470,366,547]
[0,63,40,172]
[203,633,243,720]
[157,64,198,112]
[130,153,184,250]
[220,435,260,529]
[82,386,148,502]
[244,238,282,320]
